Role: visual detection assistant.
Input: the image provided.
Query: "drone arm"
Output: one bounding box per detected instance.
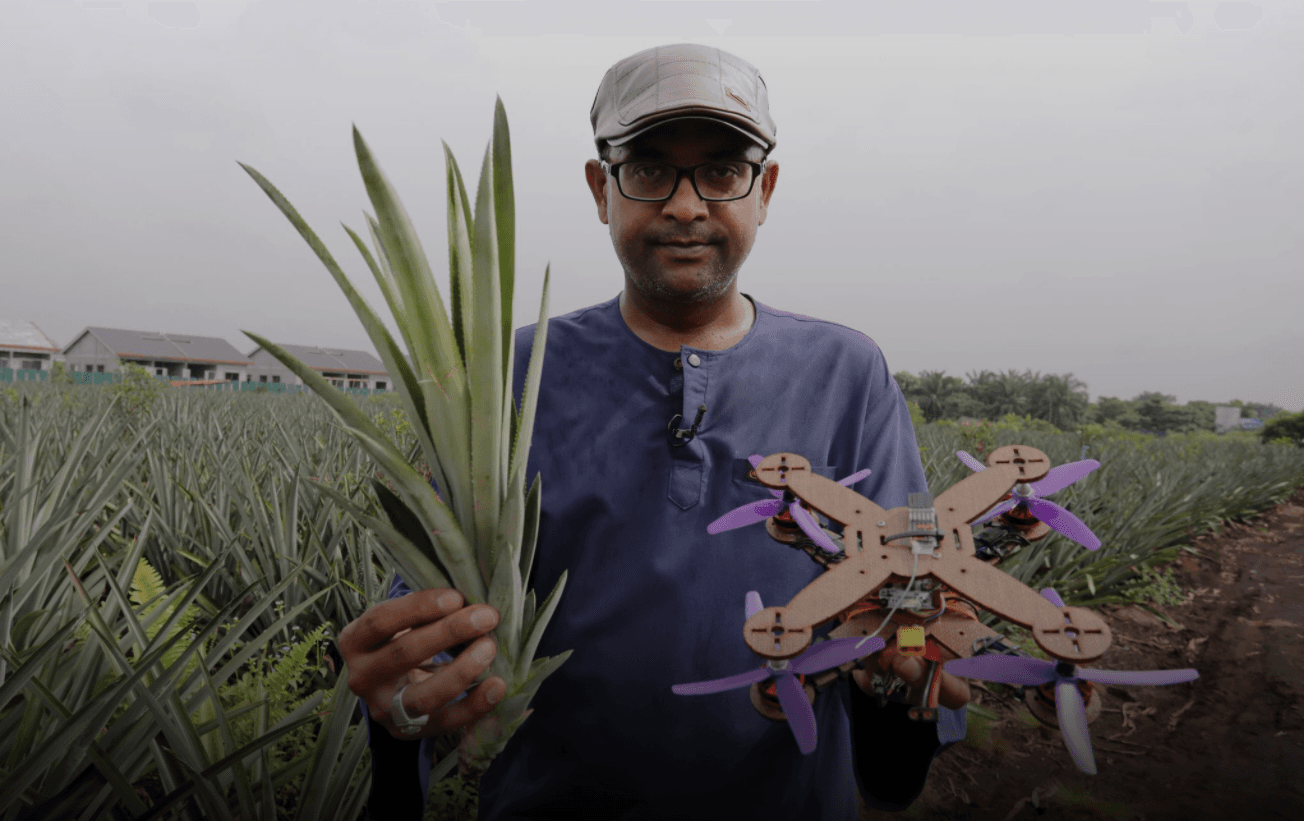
[927,555,1061,632]
[936,445,1051,524]
[755,453,889,530]
[934,462,1023,525]
[747,552,897,655]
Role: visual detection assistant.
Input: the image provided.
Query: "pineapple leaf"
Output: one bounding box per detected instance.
[370,477,456,589]
[237,156,456,519]
[484,538,521,668]
[518,472,541,590]
[351,125,464,404]
[517,569,567,682]
[520,589,537,643]
[497,649,572,720]
[492,96,516,383]
[309,479,452,593]
[508,265,551,495]
[9,609,50,651]
[468,135,505,581]
[341,217,451,501]
[354,125,475,543]
[443,139,474,373]
[240,331,483,601]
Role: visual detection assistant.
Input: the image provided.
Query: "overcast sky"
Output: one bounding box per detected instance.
[4,1,1301,412]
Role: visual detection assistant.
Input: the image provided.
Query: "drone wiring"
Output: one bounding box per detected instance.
[854,549,922,651]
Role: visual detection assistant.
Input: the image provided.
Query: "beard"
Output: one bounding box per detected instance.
[614,234,743,307]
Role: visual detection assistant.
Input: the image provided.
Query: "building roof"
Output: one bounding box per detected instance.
[66,327,252,366]
[247,343,389,376]
[0,320,61,353]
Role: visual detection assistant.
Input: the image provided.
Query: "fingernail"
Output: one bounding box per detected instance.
[471,608,498,631]
[437,592,460,611]
[472,639,495,664]
[486,681,505,704]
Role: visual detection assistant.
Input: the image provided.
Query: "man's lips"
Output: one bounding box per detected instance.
[657,242,713,256]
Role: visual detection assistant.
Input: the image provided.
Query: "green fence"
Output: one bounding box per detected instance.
[0,368,387,397]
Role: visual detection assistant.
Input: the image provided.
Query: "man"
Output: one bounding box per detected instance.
[338,43,971,820]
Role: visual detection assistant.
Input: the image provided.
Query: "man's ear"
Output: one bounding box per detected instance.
[756,160,779,227]
[585,159,610,225]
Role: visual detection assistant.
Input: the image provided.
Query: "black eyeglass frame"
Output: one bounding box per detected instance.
[599,159,766,202]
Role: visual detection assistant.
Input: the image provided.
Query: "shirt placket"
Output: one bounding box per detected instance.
[668,350,709,510]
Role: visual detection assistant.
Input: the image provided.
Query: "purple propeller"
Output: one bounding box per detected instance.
[672,591,886,755]
[706,455,871,554]
[943,588,1199,775]
[958,450,1103,550]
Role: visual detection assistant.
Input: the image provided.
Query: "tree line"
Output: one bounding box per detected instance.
[892,368,1290,436]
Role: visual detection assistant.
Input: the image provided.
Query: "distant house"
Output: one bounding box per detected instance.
[0,320,62,373]
[244,343,390,391]
[61,327,253,382]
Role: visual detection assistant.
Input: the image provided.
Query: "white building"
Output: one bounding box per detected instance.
[0,320,62,373]
[61,327,253,382]
[244,343,390,390]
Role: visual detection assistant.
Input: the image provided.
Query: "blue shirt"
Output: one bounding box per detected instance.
[368,292,964,819]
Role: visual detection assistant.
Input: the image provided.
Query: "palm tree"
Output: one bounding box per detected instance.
[966,369,1030,420]
[1027,372,1089,430]
[915,370,966,423]
[893,370,920,398]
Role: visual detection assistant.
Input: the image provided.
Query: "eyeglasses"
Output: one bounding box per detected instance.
[600,160,764,202]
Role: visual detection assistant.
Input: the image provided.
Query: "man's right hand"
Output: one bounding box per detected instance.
[336,588,505,740]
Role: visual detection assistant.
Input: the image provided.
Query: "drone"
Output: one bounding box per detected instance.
[672,445,1199,774]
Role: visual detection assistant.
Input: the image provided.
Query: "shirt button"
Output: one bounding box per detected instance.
[687,353,701,367]
[674,357,683,370]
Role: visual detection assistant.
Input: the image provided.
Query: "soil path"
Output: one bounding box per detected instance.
[858,484,1304,821]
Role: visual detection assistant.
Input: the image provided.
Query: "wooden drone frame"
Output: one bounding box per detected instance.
[744,445,1112,679]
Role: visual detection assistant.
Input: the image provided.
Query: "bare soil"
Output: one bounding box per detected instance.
[858,484,1304,821]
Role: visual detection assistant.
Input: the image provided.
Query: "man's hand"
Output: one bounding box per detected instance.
[851,644,971,711]
[336,588,505,740]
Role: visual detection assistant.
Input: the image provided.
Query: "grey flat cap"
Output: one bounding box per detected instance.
[590,43,777,154]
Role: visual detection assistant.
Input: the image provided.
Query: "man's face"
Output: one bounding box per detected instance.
[584,119,779,308]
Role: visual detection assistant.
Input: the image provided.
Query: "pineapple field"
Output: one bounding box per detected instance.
[2,382,1303,820]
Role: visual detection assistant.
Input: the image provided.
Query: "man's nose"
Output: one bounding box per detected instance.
[663,172,709,216]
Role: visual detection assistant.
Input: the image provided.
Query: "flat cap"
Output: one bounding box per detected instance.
[590,43,777,154]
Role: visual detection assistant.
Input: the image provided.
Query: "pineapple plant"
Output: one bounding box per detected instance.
[237,97,570,785]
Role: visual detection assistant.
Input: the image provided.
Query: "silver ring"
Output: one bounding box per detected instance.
[391,683,429,736]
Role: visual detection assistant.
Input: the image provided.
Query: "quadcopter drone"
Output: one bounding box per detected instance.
[671,445,1199,775]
